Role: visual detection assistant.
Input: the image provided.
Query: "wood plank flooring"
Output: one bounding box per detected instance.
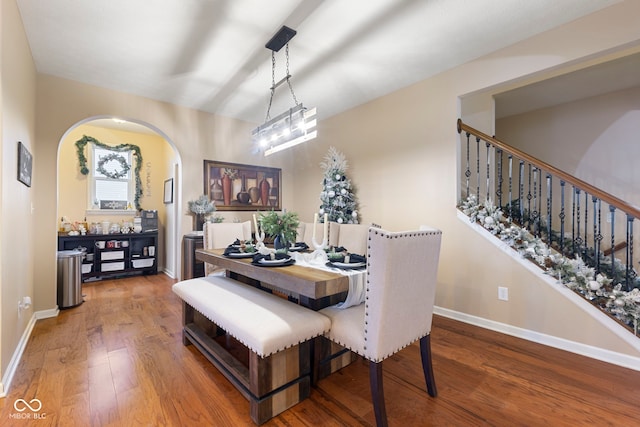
[2,273,640,426]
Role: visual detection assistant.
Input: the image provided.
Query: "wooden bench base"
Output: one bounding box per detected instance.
[182,301,312,425]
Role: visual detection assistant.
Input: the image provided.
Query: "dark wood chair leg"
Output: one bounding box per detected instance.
[420,334,437,397]
[369,360,388,427]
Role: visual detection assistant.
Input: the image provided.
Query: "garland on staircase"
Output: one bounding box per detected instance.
[460,194,640,335]
[75,135,143,210]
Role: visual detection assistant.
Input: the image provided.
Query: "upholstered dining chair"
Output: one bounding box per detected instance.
[320,227,442,426]
[296,221,324,248]
[329,222,377,255]
[202,221,252,275]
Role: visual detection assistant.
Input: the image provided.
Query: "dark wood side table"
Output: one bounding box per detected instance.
[182,233,204,280]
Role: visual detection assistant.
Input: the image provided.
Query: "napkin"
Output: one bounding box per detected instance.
[252,252,290,263]
[224,244,256,256]
[327,253,345,263]
[223,246,241,255]
[347,253,366,264]
[291,242,309,251]
[327,253,366,264]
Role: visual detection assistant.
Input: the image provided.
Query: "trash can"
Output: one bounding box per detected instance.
[57,250,84,308]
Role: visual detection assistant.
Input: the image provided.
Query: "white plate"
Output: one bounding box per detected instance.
[227,252,255,258]
[259,258,291,265]
[332,261,365,268]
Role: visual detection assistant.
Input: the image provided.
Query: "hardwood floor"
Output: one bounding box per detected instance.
[2,273,640,426]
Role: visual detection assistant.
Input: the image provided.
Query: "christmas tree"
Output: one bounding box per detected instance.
[319,147,359,224]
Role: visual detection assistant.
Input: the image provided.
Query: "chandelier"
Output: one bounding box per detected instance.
[252,26,317,156]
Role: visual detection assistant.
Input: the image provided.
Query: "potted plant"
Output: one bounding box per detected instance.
[259,210,299,249]
[188,195,216,231]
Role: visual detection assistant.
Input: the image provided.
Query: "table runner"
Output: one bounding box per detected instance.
[293,251,366,309]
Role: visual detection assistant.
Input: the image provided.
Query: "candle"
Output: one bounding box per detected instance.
[323,213,328,244]
[312,213,318,241]
[253,214,259,235]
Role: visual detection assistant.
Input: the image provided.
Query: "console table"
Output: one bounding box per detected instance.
[58,231,158,281]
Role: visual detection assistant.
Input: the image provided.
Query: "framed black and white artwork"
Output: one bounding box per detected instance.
[164,178,174,204]
[17,141,33,187]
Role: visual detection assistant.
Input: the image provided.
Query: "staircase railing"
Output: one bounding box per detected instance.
[457,119,640,334]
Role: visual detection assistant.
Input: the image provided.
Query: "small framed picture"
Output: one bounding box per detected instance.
[17,141,33,187]
[164,178,173,204]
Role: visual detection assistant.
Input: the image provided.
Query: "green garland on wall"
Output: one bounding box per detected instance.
[75,135,143,210]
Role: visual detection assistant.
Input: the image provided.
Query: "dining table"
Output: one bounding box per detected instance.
[194,247,361,379]
[195,248,356,308]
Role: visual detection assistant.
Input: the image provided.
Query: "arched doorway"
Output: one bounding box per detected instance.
[56,116,182,279]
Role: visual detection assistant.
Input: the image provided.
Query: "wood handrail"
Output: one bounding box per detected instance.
[457,119,640,220]
[603,241,628,257]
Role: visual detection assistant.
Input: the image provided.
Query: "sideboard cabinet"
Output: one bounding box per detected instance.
[58,232,158,281]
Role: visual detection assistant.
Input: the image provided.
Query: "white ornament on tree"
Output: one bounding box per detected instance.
[328,190,335,197]
[341,188,347,195]
[335,174,341,180]
[337,217,343,224]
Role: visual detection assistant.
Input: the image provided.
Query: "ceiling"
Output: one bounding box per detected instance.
[17,0,622,125]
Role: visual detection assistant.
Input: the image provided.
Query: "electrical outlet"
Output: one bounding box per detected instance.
[498,286,509,301]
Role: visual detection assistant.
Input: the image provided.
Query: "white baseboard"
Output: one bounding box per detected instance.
[35,307,60,320]
[0,313,38,398]
[434,306,640,372]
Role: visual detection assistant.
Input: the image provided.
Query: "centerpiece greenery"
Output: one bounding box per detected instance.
[188,195,216,230]
[259,210,299,248]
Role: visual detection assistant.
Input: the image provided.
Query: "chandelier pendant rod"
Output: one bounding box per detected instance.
[270,74,292,91]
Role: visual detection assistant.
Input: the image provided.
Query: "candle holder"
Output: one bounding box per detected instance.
[311,236,327,251]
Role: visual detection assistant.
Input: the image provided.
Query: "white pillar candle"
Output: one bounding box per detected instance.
[253,214,259,234]
[312,213,318,241]
[323,213,328,244]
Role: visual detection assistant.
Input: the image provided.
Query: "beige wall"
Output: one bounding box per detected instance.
[1,0,37,389]
[496,85,640,207]
[4,0,640,390]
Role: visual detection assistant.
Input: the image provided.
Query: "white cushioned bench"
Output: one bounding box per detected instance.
[172,276,331,425]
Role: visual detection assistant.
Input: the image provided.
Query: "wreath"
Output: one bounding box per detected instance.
[75,135,143,210]
[97,153,130,179]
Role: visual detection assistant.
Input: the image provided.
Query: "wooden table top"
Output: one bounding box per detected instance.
[195,248,350,300]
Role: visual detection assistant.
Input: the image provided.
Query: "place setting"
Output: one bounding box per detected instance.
[223,239,258,258]
[250,251,295,267]
[326,252,366,270]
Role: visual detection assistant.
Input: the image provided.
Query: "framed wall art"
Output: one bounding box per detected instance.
[203,160,281,211]
[17,141,33,187]
[163,178,174,204]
